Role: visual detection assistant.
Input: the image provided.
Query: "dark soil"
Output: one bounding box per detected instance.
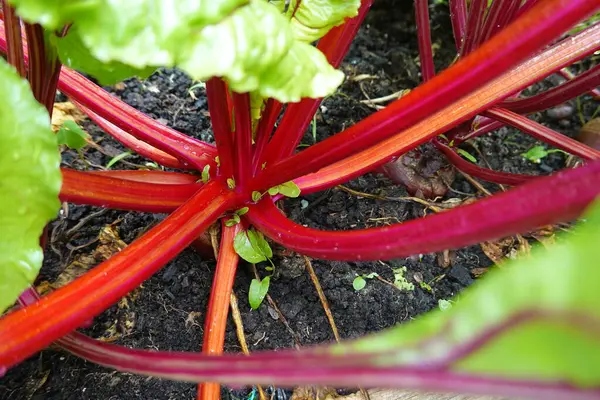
[2,2,597,400]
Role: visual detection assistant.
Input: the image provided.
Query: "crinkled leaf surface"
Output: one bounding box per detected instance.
[10,0,344,102]
[52,28,156,85]
[335,200,600,387]
[287,0,361,42]
[0,60,61,313]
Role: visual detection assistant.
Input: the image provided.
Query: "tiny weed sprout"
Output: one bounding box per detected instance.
[1,1,600,399]
[521,145,567,164]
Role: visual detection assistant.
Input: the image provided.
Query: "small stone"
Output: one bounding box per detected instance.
[546,104,574,120]
[267,306,279,320]
[448,265,473,286]
[558,119,571,128]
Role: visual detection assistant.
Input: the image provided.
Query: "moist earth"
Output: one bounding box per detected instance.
[1,1,596,399]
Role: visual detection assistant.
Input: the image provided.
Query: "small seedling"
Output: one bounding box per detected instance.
[521,145,567,163]
[106,151,132,169]
[438,299,453,311]
[249,276,270,310]
[456,148,477,163]
[234,228,275,307]
[392,267,415,291]
[188,81,205,100]
[352,272,379,291]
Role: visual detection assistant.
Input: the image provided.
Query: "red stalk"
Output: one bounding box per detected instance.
[459,0,487,56]
[0,21,219,168]
[251,98,282,173]
[60,70,217,170]
[479,0,521,44]
[453,120,506,144]
[515,0,541,19]
[0,1,25,77]
[74,101,188,169]
[434,139,536,185]
[484,107,600,160]
[12,286,597,400]
[232,92,252,187]
[36,332,600,400]
[14,289,597,399]
[250,160,600,261]
[86,170,198,185]
[500,61,600,114]
[259,0,373,168]
[449,0,467,52]
[206,78,235,180]
[60,168,201,213]
[23,22,60,113]
[0,181,236,368]
[558,68,600,100]
[258,5,600,193]
[197,223,241,400]
[414,0,435,82]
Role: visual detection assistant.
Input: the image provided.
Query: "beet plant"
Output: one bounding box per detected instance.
[1,0,600,399]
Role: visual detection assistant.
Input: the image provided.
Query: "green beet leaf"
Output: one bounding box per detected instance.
[52,27,156,85]
[277,181,301,198]
[335,200,600,387]
[0,60,61,313]
[233,231,267,264]
[11,0,344,103]
[247,229,273,259]
[248,276,270,310]
[286,0,361,42]
[56,120,88,150]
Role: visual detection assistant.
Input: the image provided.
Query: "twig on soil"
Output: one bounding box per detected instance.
[303,257,371,400]
[337,185,444,213]
[350,74,378,82]
[65,208,109,239]
[209,224,219,259]
[458,171,492,196]
[229,292,250,354]
[230,291,268,400]
[359,89,410,105]
[303,257,340,342]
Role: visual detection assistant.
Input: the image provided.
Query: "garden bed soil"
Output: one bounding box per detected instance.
[1,1,596,399]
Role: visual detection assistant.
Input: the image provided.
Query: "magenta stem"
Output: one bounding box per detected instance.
[484,107,600,160]
[449,0,467,52]
[434,139,536,185]
[252,0,600,192]
[0,1,26,77]
[500,60,600,114]
[250,160,600,261]
[206,78,235,180]
[260,0,373,168]
[414,0,435,82]
[460,0,487,56]
[232,92,252,187]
